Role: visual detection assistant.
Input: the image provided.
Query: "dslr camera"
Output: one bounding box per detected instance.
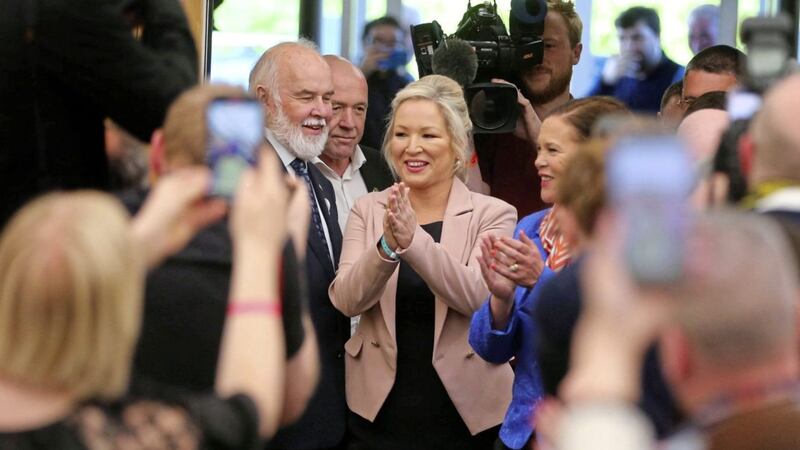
[411,0,547,133]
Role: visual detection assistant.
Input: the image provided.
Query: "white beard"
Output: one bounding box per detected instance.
[268,107,328,161]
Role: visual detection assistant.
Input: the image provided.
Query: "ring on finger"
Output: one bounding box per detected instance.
[510,263,519,273]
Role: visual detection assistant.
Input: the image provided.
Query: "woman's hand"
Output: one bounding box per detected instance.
[132,167,227,268]
[387,182,417,249]
[490,230,545,288]
[230,150,290,251]
[492,78,541,144]
[478,235,516,302]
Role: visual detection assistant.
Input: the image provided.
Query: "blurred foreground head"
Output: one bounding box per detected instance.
[750,74,800,186]
[0,192,142,401]
[661,212,799,412]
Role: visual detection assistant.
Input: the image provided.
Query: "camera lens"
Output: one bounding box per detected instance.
[469,88,516,131]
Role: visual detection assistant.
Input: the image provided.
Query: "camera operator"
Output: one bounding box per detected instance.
[474,0,583,217]
[0,0,197,226]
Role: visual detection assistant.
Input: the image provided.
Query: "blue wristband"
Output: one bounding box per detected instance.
[380,235,399,261]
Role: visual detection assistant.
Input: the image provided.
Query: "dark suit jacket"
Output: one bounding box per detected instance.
[269,159,350,450]
[0,0,196,225]
[358,145,394,193]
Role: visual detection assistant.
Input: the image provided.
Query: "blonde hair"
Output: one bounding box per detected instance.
[548,0,583,48]
[163,83,250,166]
[0,192,143,400]
[382,75,471,181]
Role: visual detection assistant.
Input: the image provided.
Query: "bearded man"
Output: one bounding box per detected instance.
[250,39,350,450]
[474,0,583,216]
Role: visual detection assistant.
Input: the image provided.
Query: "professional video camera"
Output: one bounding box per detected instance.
[411,0,547,133]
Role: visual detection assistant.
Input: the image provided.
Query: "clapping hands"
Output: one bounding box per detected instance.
[478,230,545,302]
[383,182,417,251]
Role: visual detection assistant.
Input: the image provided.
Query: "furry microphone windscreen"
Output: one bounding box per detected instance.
[431,38,479,88]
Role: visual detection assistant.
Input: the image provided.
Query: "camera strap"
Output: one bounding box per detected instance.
[23,0,54,191]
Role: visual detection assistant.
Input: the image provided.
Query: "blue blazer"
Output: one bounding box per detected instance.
[468,208,556,449]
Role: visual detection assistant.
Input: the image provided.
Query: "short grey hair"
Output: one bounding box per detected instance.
[381,75,471,181]
[671,211,798,369]
[248,38,320,104]
[689,4,720,24]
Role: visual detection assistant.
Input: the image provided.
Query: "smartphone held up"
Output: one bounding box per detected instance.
[206,98,264,198]
[607,135,695,285]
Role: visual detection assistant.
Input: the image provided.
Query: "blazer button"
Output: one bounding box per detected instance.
[466,351,475,359]
[370,340,380,348]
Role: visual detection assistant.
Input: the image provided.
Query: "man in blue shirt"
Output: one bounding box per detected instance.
[589,7,683,113]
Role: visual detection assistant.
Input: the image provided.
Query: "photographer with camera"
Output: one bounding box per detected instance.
[473,0,584,217]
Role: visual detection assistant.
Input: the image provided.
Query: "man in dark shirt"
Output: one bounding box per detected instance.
[123,84,319,430]
[590,7,683,113]
[0,0,197,226]
[359,16,414,150]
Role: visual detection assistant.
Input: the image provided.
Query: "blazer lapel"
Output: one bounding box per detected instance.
[433,179,474,348]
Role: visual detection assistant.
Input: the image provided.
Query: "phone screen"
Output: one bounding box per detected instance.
[607,136,694,284]
[206,98,263,198]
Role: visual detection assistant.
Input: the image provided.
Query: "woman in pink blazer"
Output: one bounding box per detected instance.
[329,75,517,449]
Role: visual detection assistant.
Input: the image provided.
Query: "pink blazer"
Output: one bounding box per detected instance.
[329,178,517,435]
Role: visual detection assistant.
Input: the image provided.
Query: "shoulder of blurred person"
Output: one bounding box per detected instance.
[0,0,197,227]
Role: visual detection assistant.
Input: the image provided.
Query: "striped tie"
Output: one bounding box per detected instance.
[290,158,332,265]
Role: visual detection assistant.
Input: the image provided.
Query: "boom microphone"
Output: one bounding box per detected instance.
[431,38,478,88]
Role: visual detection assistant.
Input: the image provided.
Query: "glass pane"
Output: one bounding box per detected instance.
[367,1,388,21]
[210,0,301,88]
[321,0,343,55]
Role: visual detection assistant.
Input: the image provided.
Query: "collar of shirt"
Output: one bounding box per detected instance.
[312,145,367,181]
[264,128,297,171]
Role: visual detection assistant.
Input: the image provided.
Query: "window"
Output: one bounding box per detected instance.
[209,0,301,88]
